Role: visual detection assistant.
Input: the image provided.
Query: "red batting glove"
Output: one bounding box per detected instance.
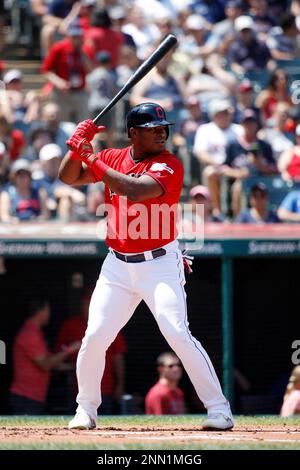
[66,135,97,165]
[67,135,110,182]
[72,119,106,142]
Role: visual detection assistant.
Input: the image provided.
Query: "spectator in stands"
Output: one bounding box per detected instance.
[269,0,289,18]
[178,14,213,64]
[172,96,204,187]
[9,300,80,414]
[255,69,292,126]
[42,24,91,122]
[291,0,300,30]
[278,124,300,182]
[0,159,49,223]
[83,8,124,70]
[247,0,277,41]
[278,188,300,222]
[145,351,186,415]
[108,5,136,51]
[86,51,117,148]
[22,124,54,162]
[207,0,245,56]
[36,143,86,221]
[115,45,140,132]
[55,291,127,414]
[1,68,40,133]
[235,182,280,223]
[189,0,226,25]
[222,109,277,217]
[181,185,224,237]
[233,79,260,125]
[267,14,300,61]
[130,46,184,127]
[0,114,26,162]
[227,15,273,75]
[193,98,242,219]
[280,365,300,416]
[259,102,295,162]
[30,0,51,54]
[131,0,176,23]
[122,5,160,60]
[116,43,140,96]
[39,102,76,155]
[41,0,79,55]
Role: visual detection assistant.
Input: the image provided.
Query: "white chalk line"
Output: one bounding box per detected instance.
[82,430,300,444]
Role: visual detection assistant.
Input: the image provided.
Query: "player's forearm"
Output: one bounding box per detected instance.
[101,169,161,201]
[102,169,143,200]
[59,152,84,184]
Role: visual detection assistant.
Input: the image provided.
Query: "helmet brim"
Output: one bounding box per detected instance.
[134,120,173,128]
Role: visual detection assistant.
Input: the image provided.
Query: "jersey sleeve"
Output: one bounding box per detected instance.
[144,158,183,195]
[42,43,60,73]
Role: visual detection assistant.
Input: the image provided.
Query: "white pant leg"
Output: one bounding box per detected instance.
[76,253,141,420]
[136,248,229,413]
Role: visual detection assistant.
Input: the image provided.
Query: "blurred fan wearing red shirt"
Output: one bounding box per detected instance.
[56,291,127,414]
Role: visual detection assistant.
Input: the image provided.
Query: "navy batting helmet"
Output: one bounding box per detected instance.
[126,102,173,138]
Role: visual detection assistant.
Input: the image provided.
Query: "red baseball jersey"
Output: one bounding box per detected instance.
[10,320,50,402]
[42,39,87,90]
[145,381,186,415]
[94,146,184,253]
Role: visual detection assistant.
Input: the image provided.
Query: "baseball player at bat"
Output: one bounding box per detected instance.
[59,103,234,430]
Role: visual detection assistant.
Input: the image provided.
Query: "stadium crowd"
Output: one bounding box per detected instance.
[0,0,300,224]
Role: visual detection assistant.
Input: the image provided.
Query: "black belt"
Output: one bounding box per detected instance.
[112,248,166,263]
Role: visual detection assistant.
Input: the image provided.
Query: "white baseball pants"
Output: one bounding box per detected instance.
[75,240,230,419]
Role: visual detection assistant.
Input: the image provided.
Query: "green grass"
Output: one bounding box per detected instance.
[0,414,299,427]
[0,415,299,450]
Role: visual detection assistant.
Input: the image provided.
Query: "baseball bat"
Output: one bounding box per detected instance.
[93,34,178,125]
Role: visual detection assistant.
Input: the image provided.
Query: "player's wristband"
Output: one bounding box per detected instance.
[89,158,109,181]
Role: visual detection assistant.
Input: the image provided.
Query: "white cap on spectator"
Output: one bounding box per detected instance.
[109,5,126,20]
[81,0,96,5]
[186,14,206,30]
[208,99,232,118]
[11,159,31,174]
[234,15,255,32]
[3,69,22,84]
[39,143,62,161]
[295,124,300,136]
